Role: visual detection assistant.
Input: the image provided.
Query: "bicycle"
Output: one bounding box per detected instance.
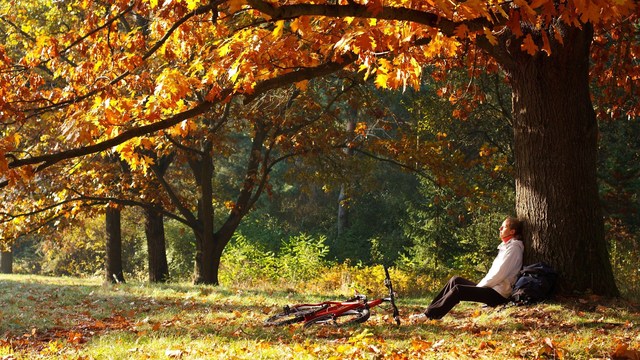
[264,266,401,327]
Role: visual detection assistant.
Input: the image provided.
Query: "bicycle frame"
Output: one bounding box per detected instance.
[265,265,401,327]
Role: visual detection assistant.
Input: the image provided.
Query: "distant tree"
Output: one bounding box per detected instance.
[0,250,12,274]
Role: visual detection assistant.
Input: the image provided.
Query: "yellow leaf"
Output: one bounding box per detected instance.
[375,72,389,89]
[272,20,285,37]
[12,133,21,147]
[186,0,200,11]
[228,64,240,83]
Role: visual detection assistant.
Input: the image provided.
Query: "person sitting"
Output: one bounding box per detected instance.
[414,216,524,320]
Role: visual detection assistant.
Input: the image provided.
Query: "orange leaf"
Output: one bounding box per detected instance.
[552,25,564,45]
[613,343,640,360]
[411,339,433,351]
[454,24,469,39]
[506,11,524,37]
[483,27,498,46]
[529,0,549,9]
[521,34,538,55]
[366,0,384,16]
[294,80,309,91]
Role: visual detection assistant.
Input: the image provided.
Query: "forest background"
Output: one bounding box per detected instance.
[3,61,639,300]
[0,0,638,302]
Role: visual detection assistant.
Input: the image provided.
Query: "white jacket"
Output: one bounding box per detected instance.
[476,238,524,298]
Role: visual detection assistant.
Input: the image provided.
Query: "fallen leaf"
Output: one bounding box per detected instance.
[165,349,183,358]
[612,343,640,360]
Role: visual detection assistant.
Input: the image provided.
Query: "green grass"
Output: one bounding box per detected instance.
[0,273,639,359]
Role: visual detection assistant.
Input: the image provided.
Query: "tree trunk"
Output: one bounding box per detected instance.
[145,207,169,282]
[105,206,126,283]
[189,122,268,285]
[337,109,356,236]
[0,250,12,274]
[505,25,618,296]
[190,150,217,284]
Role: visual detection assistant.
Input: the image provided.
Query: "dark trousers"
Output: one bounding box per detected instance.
[425,276,509,319]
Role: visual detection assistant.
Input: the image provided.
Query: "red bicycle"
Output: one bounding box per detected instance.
[264,266,401,327]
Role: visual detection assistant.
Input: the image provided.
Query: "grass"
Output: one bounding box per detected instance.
[0,273,639,359]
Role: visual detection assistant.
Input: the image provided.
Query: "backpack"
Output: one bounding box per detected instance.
[510,262,558,305]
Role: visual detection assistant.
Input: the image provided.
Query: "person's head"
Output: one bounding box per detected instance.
[499,216,523,241]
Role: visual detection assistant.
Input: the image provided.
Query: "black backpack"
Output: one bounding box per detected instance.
[510,262,558,305]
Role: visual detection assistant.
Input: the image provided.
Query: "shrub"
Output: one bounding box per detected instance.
[219,233,277,286]
[220,232,329,286]
[278,233,330,282]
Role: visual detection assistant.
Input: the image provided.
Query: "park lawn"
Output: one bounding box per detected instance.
[0,274,639,359]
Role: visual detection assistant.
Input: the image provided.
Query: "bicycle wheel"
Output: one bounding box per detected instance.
[303,307,370,327]
[264,305,325,326]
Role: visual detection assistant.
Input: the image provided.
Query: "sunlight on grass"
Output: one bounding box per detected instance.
[0,273,639,359]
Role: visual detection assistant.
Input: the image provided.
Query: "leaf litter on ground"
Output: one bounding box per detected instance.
[0,274,638,359]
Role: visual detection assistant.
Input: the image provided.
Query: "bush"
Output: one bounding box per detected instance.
[219,233,277,286]
[278,233,330,282]
[219,232,330,286]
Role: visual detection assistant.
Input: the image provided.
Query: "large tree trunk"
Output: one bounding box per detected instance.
[105,206,126,283]
[505,24,618,296]
[0,250,12,274]
[145,207,169,282]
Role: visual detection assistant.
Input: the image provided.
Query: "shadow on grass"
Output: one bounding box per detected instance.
[2,274,639,357]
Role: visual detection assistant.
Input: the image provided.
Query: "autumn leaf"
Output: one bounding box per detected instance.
[483,27,498,46]
[375,72,389,89]
[530,0,549,8]
[365,0,384,16]
[272,20,285,37]
[454,24,469,39]
[612,343,640,360]
[165,349,184,358]
[227,0,247,13]
[294,80,309,91]
[521,34,538,55]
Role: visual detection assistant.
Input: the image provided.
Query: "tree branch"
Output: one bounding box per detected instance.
[148,165,200,228]
[246,0,496,36]
[3,52,366,190]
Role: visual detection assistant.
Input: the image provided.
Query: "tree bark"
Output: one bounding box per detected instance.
[144,207,169,282]
[189,149,217,284]
[189,123,269,285]
[0,250,12,274]
[504,25,618,296]
[105,206,126,283]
